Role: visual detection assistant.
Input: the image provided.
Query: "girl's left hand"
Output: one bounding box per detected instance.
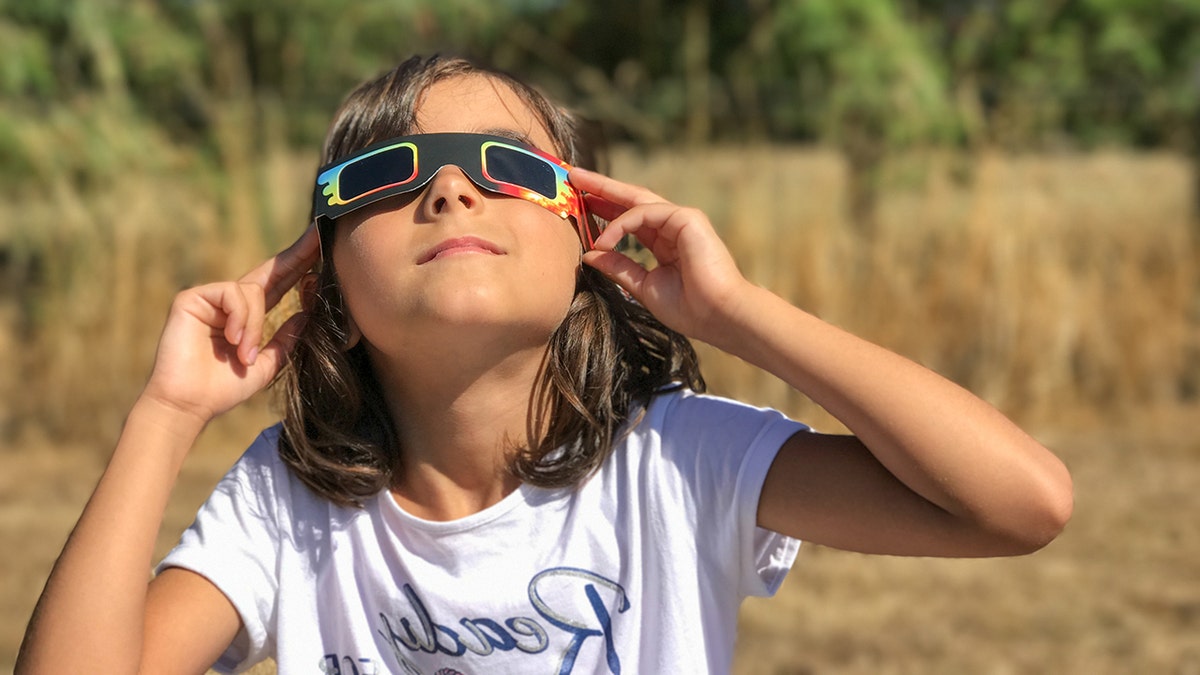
[570,167,751,346]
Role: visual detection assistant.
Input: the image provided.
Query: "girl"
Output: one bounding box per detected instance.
[17,55,1072,674]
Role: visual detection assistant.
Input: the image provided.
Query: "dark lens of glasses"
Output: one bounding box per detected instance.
[485,145,558,199]
[340,146,417,201]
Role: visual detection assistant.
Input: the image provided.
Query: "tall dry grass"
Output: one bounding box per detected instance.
[611,146,1198,431]
[0,102,307,443]
[1,139,1197,444]
[1,142,1198,672]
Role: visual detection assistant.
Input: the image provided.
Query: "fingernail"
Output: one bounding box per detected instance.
[233,329,244,344]
[247,346,259,364]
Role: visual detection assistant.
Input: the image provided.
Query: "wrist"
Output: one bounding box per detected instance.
[699,282,779,354]
[128,392,210,445]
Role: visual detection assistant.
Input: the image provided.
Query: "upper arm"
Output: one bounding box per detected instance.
[141,567,244,675]
[756,431,1037,557]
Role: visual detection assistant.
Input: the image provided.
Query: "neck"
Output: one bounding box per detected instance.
[366,332,548,521]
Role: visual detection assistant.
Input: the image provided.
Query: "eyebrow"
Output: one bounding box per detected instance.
[477,127,539,148]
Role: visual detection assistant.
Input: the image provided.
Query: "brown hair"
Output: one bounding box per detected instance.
[277,54,704,507]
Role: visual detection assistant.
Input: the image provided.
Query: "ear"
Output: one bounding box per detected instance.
[343,314,361,351]
[299,272,319,313]
[302,270,361,350]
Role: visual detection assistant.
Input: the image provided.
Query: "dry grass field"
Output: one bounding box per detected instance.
[1,145,1197,673]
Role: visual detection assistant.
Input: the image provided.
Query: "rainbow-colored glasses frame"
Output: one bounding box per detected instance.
[312,132,596,249]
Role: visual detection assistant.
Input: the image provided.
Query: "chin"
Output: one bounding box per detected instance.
[424,285,570,332]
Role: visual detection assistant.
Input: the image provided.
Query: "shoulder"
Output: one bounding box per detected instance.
[208,423,320,523]
[175,422,355,562]
[638,388,808,440]
[242,423,285,465]
[220,423,288,489]
[613,388,809,482]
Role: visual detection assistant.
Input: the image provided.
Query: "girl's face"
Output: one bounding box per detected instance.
[330,75,583,358]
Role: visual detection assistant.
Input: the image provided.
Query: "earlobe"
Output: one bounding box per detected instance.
[343,314,361,351]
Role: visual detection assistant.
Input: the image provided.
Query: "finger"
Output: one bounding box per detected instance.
[582,250,649,298]
[238,223,322,308]
[593,202,684,253]
[213,284,250,348]
[237,281,267,365]
[570,167,665,208]
[591,213,645,253]
[172,284,228,329]
[582,193,630,223]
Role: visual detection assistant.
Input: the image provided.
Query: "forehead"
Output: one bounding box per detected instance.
[414,75,558,155]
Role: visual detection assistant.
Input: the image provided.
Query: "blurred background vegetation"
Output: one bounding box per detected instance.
[2,0,1198,441]
[3,1,1200,672]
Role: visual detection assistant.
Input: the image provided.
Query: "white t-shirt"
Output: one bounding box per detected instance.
[160,389,806,674]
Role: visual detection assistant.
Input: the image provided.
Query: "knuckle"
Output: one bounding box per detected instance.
[243,283,266,305]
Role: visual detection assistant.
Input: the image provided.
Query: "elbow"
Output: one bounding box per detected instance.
[1024,479,1074,554]
[1037,453,1075,545]
[1048,468,1075,535]
[1005,460,1075,555]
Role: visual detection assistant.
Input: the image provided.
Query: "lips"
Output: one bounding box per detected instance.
[417,236,505,264]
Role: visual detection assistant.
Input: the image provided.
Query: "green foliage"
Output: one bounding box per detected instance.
[0,19,55,97]
[933,0,1200,147]
[1,0,1199,186]
[771,0,957,147]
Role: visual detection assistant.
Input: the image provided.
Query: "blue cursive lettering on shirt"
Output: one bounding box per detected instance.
[529,567,630,674]
[374,567,630,674]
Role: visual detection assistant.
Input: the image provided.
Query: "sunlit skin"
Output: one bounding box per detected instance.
[15,71,1072,675]
[329,75,584,519]
[333,80,581,354]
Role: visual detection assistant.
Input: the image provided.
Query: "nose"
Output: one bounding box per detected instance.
[420,165,482,219]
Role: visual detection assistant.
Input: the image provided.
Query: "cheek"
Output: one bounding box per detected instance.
[331,234,377,302]
[541,225,585,305]
[329,222,413,323]
[504,219,581,331]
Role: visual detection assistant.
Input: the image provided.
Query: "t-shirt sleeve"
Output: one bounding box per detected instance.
[156,426,286,673]
[652,390,807,598]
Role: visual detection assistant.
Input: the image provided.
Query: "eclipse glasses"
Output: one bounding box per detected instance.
[312,132,596,249]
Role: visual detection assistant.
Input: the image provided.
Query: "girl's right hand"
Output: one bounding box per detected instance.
[14,228,319,675]
[140,224,321,427]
